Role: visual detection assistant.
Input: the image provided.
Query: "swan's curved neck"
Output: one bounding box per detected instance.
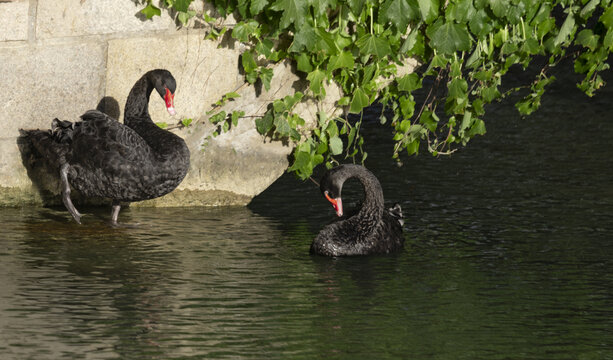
[344,166,384,221]
[123,74,154,127]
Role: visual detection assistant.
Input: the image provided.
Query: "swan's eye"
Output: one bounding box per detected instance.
[324,191,336,205]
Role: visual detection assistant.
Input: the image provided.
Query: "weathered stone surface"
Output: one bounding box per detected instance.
[106,32,244,125]
[176,59,341,203]
[0,0,29,41]
[1,42,106,134]
[0,42,106,197]
[37,0,173,39]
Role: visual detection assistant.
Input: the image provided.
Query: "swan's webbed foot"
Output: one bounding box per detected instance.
[60,164,82,224]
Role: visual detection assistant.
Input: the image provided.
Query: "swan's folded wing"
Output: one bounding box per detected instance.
[80,109,116,122]
[72,114,152,169]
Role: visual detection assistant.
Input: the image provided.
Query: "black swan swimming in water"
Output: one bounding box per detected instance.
[22,69,190,224]
[311,164,404,256]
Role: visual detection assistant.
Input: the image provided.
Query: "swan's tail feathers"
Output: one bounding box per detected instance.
[389,203,404,226]
[20,127,70,170]
[51,118,75,144]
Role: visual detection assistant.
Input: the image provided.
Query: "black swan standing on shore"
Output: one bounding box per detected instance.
[22,69,190,224]
[311,164,404,256]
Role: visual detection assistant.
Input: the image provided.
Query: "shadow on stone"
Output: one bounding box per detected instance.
[219,30,236,50]
[96,96,121,120]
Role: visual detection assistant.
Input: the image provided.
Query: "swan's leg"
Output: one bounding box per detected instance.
[60,163,81,224]
[110,200,121,225]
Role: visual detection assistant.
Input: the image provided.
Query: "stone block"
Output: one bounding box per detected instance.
[0,42,106,195]
[36,0,173,39]
[0,0,29,41]
[0,42,106,134]
[106,32,243,126]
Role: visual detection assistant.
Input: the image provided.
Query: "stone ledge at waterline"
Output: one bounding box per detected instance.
[0,0,343,207]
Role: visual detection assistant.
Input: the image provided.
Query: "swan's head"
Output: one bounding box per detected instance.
[151,69,177,116]
[320,167,345,217]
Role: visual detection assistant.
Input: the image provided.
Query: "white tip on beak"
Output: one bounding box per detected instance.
[167,107,176,116]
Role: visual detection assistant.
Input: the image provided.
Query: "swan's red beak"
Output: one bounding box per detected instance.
[164,87,176,116]
[324,191,343,217]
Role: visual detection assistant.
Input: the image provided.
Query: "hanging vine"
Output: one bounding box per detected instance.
[142,0,613,179]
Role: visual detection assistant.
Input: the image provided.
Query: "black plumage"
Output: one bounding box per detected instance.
[22,69,190,224]
[311,164,404,256]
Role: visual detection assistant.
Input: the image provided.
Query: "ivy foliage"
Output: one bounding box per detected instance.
[142,0,613,179]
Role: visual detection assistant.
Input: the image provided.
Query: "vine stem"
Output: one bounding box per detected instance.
[370,7,373,35]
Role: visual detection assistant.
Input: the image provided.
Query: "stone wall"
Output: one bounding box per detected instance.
[0,0,343,207]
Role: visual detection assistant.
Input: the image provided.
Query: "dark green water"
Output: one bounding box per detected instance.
[2,64,613,359]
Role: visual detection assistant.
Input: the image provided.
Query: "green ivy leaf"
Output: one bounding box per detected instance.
[447,0,475,23]
[400,28,420,54]
[288,150,313,179]
[290,22,318,53]
[554,12,575,47]
[224,92,240,101]
[397,73,422,92]
[328,51,354,71]
[250,0,269,15]
[173,0,193,12]
[599,5,613,28]
[283,92,304,109]
[181,118,193,127]
[348,0,366,16]
[448,78,468,98]
[256,39,275,58]
[274,116,291,137]
[259,67,274,91]
[156,121,168,129]
[428,21,472,54]
[469,9,495,37]
[233,21,259,43]
[209,111,227,124]
[296,53,313,73]
[241,51,257,73]
[349,87,370,113]
[417,0,439,24]
[329,136,344,155]
[356,34,392,59]
[381,0,411,31]
[468,118,486,137]
[246,71,258,84]
[269,0,307,30]
[325,121,339,138]
[398,95,415,118]
[141,3,161,19]
[231,111,244,127]
[307,69,327,97]
[488,0,508,19]
[576,29,599,51]
[177,11,196,25]
[256,113,273,134]
[406,139,420,156]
